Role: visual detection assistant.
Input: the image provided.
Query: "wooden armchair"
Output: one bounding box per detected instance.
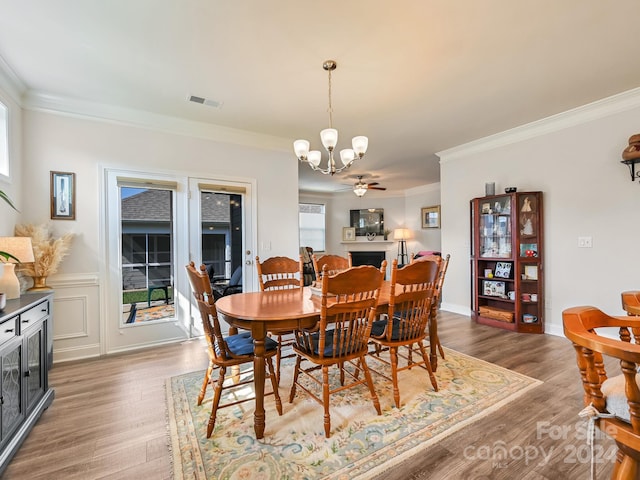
[289,263,386,437]
[368,259,439,408]
[563,306,640,479]
[311,253,352,278]
[622,291,640,316]
[185,262,282,437]
[255,255,304,384]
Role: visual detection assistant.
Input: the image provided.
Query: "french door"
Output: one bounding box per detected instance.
[187,178,254,336]
[104,169,254,353]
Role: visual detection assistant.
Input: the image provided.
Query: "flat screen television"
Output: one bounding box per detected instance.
[350,208,384,236]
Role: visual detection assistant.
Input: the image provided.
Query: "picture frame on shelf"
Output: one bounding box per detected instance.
[523,265,538,280]
[493,261,512,279]
[421,205,440,229]
[50,171,76,220]
[342,227,356,242]
[483,280,505,297]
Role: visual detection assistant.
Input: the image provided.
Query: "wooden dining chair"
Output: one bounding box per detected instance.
[368,259,439,408]
[185,262,282,438]
[563,306,640,480]
[311,253,352,279]
[411,253,450,370]
[255,255,304,384]
[622,291,640,316]
[289,262,386,438]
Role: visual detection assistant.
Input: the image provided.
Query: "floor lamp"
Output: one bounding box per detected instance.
[0,237,35,299]
[394,228,410,266]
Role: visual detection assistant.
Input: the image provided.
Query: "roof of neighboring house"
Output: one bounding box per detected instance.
[121,189,233,222]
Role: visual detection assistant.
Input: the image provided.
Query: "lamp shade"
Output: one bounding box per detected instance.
[394,228,410,240]
[0,237,35,263]
[0,237,34,300]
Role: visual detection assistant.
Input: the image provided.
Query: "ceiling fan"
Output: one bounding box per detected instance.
[352,175,387,197]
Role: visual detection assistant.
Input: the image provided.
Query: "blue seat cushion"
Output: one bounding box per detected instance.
[224,331,278,356]
[307,329,361,357]
[371,316,420,341]
[601,373,640,423]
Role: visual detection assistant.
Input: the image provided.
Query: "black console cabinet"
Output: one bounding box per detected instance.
[0,292,54,475]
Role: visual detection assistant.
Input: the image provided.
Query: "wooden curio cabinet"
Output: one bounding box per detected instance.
[470,191,544,333]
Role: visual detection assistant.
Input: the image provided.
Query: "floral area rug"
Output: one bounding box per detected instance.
[166,348,541,480]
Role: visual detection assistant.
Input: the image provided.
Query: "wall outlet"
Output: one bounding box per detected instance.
[578,236,593,248]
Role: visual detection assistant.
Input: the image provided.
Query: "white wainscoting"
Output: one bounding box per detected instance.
[46,273,102,363]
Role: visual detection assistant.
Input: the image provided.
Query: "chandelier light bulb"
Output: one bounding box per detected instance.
[352,136,368,157]
[293,139,310,159]
[340,149,355,166]
[308,150,322,167]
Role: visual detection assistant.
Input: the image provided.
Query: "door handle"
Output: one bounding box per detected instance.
[245,260,252,265]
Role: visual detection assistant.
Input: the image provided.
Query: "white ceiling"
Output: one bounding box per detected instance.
[1,1,639,194]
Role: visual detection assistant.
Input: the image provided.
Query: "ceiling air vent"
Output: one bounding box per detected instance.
[188,95,223,109]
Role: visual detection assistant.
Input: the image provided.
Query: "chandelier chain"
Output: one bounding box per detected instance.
[327,68,333,129]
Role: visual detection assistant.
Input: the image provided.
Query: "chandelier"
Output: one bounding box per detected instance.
[293,60,368,175]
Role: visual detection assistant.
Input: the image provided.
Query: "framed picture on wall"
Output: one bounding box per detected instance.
[50,171,76,220]
[342,227,356,242]
[421,205,440,229]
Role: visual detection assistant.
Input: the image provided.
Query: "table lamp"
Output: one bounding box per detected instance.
[0,237,35,299]
[394,228,410,266]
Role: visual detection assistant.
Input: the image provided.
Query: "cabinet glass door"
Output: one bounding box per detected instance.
[25,328,43,412]
[1,342,22,441]
[479,196,512,258]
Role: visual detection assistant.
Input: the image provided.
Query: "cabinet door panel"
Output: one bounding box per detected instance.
[25,327,44,412]
[1,341,23,442]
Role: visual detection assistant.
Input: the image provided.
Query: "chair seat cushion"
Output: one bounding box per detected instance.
[224,332,278,356]
[307,329,363,357]
[371,316,421,341]
[601,373,640,423]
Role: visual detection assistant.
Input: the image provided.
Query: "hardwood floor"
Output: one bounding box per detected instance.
[2,312,614,479]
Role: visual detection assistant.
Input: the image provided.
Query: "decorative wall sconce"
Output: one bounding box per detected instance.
[621,133,640,181]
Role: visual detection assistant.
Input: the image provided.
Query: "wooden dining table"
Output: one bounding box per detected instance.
[215,281,441,439]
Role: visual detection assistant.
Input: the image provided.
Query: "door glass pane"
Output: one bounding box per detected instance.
[120,187,175,324]
[200,192,242,287]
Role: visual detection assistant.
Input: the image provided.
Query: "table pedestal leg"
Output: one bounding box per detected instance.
[253,324,266,439]
[429,314,438,371]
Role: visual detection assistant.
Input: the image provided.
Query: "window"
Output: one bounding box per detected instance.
[299,203,325,251]
[0,101,8,178]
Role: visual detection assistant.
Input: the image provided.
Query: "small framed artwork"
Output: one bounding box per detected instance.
[494,261,512,279]
[342,227,356,242]
[523,265,538,280]
[50,171,76,220]
[421,205,441,229]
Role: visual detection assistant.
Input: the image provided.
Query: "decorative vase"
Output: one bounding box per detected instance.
[28,276,52,291]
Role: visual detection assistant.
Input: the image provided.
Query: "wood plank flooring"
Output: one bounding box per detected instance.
[2,312,615,479]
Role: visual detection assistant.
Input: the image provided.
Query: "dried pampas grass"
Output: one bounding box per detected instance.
[14,223,74,277]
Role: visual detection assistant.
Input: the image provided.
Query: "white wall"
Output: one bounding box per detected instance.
[17,109,299,360]
[439,89,640,336]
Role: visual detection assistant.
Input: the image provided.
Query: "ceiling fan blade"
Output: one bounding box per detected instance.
[367,182,379,187]
[368,186,387,191]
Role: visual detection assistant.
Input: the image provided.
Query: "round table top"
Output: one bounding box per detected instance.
[215,283,392,322]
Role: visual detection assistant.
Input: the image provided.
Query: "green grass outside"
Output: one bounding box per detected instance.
[122,287,173,305]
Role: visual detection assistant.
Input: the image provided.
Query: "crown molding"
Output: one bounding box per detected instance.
[404,182,440,196]
[437,87,640,162]
[21,90,292,153]
[0,55,26,104]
